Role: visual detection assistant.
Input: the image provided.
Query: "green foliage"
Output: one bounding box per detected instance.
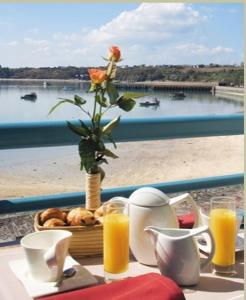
[95,95,108,107]
[48,99,76,115]
[67,121,88,137]
[117,95,136,112]
[1,65,243,86]
[79,138,98,173]
[74,95,86,105]
[48,50,142,180]
[106,82,119,104]
[102,117,120,135]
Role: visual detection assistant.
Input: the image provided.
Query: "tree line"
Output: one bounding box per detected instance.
[0,64,244,86]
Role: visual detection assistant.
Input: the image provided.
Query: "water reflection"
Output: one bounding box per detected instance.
[0,81,243,123]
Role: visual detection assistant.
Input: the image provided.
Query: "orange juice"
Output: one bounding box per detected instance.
[210,208,236,266]
[104,213,129,274]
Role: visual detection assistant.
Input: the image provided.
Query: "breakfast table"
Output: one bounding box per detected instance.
[0,245,244,300]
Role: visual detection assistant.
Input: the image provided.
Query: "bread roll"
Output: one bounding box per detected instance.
[40,208,67,224]
[67,207,96,226]
[43,218,66,227]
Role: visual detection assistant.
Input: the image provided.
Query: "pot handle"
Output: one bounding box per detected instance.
[108,196,129,204]
[191,226,215,270]
[44,245,57,271]
[169,193,200,227]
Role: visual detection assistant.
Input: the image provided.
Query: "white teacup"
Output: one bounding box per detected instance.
[21,230,72,282]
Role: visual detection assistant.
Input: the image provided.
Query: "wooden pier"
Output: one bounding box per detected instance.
[115,81,216,92]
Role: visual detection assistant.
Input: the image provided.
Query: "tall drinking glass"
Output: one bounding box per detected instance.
[210,196,237,275]
[103,199,129,283]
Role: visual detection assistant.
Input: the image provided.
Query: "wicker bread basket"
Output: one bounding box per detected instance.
[34,210,103,258]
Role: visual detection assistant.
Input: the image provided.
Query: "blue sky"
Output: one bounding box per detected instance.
[0,3,243,67]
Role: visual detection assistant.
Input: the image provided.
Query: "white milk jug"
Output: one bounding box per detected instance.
[145,225,215,286]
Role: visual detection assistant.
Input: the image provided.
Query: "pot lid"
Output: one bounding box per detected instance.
[129,187,169,207]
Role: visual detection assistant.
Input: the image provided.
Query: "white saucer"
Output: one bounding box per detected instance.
[198,229,244,254]
[9,256,98,298]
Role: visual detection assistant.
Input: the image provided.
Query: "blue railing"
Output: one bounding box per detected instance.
[0,114,243,213]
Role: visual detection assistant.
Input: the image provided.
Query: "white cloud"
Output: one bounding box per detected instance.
[1,3,241,67]
[84,3,205,46]
[24,37,50,46]
[7,41,19,46]
[174,43,235,55]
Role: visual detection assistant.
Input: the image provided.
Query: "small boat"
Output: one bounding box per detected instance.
[43,81,50,87]
[21,92,37,101]
[172,92,186,100]
[140,98,160,106]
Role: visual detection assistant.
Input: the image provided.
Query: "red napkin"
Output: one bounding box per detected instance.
[178,212,195,229]
[40,273,185,300]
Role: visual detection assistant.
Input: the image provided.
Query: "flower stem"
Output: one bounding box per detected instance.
[92,88,98,129]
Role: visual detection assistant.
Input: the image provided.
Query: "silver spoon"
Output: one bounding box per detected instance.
[55,267,77,287]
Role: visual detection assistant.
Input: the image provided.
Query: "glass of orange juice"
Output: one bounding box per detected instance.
[210,196,237,275]
[103,198,129,283]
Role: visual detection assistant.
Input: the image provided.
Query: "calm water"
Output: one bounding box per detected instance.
[0,81,243,123]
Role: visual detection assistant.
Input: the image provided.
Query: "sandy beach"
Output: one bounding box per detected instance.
[0,135,243,199]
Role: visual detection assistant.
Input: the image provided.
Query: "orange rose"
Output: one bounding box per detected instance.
[109,46,121,62]
[88,68,107,84]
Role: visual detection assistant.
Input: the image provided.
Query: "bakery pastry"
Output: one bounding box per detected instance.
[96,216,104,224]
[94,205,104,219]
[67,207,96,226]
[40,208,67,225]
[67,207,84,225]
[43,218,66,227]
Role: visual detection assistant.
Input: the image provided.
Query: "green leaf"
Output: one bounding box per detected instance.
[102,116,120,135]
[74,95,86,105]
[79,119,90,134]
[67,121,88,137]
[106,82,119,104]
[117,96,136,112]
[122,92,145,99]
[48,99,75,115]
[79,138,97,173]
[98,167,105,182]
[93,113,101,123]
[107,135,117,149]
[97,141,105,151]
[101,56,109,62]
[95,95,108,108]
[103,148,119,159]
[97,157,108,165]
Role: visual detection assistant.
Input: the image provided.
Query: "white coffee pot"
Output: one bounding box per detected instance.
[113,187,200,266]
[144,225,215,286]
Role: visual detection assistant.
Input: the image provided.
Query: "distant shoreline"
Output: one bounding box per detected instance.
[0,78,87,83]
[0,78,217,87]
[0,78,244,103]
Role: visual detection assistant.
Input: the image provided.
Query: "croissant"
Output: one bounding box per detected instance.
[94,205,104,219]
[96,216,104,224]
[43,218,66,227]
[40,208,67,225]
[94,202,120,222]
[67,207,96,226]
